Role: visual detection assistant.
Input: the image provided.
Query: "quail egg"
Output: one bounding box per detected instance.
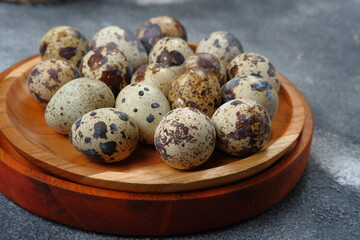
[196,31,243,69]
[182,52,227,86]
[39,26,89,67]
[91,26,147,71]
[131,63,178,96]
[69,108,139,163]
[211,98,272,157]
[79,46,132,96]
[168,67,221,117]
[45,77,115,135]
[135,16,187,53]
[221,75,279,118]
[27,59,81,106]
[115,82,170,144]
[227,52,280,92]
[154,107,216,170]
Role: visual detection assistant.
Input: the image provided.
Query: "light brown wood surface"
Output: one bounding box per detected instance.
[0,55,305,193]
[0,56,313,235]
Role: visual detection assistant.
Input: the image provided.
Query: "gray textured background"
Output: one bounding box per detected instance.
[0,0,359,239]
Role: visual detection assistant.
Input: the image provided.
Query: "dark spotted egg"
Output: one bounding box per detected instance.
[131,63,178,96]
[39,26,89,68]
[221,75,279,118]
[227,52,280,92]
[69,108,139,163]
[27,59,81,107]
[148,37,193,72]
[211,98,271,157]
[79,46,133,97]
[154,107,216,170]
[168,67,221,117]
[115,82,170,145]
[45,77,115,135]
[196,31,243,69]
[91,26,147,71]
[135,16,187,53]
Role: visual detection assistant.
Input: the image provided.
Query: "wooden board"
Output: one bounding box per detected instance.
[0,55,305,193]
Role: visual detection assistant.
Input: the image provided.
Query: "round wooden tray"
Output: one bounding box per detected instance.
[0,56,304,193]
[0,56,313,236]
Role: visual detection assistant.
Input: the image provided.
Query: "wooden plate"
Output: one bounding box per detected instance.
[0,57,313,235]
[0,55,304,193]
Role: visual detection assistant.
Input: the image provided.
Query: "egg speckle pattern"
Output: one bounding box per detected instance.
[221,75,279,118]
[154,107,216,170]
[45,77,115,135]
[69,108,139,163]
[168,67,221,117]
[115,83,170,144]
[91,26,147,71]
[211,98,271,157]
[79,46,132,96]
[39,26,89,68]
[27,59,81,106]
[227,52,280,92]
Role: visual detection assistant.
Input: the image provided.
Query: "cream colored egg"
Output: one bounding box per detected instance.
[27,59,81,107]
[227,52,280,92]
[69,108,139,163]
[45,77,115,135]
[91,26,147,71]
[221,75,279,118]
[154,107,216,170]
[211,98,271,157]
[115,82,170,144]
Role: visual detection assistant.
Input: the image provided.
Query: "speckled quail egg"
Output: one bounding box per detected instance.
[154,107,216,170]
[182,52,227,86]
[131,63,178,96]
[115,82,170,144]
[69,108,139,163]
[27,59,81,106]
[196,31,244,69]
[39,26,89,68]
[148,37,193,71]
[91,26,147,71]
[135,16,187,53]
[227,53,280,92]
[45,77,115,135]
[221,75,279,118]
[211,98,272,157]
[168,67,221,117]
[79,46,132,96]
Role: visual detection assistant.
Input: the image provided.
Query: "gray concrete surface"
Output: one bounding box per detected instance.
[0,0,359,239]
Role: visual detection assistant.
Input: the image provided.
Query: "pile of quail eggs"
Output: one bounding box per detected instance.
[27,16,280,170]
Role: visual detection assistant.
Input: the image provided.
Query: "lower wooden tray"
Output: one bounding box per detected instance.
[0,56,314,236]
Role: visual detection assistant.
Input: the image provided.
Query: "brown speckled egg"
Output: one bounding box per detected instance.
[115,83,170,145]
[135,16,187,53]
[131,63,178,96]
[168,67,221,117]
[221,75,279,118]
[154,107,216,170]
[39,26,89,68]
[91,26,147,71]
[69,108,139,163]
[211,98,271,157]
[196,31,243,69]
[182,52,227,86]
[79,46,132,96]
[148,37,193,70]
[45,77,115,135]
[227,53,280,92]
[27,59,81,107]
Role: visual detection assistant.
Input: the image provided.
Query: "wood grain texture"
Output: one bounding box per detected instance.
[0,55,305,193]
[0,56,313,236]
